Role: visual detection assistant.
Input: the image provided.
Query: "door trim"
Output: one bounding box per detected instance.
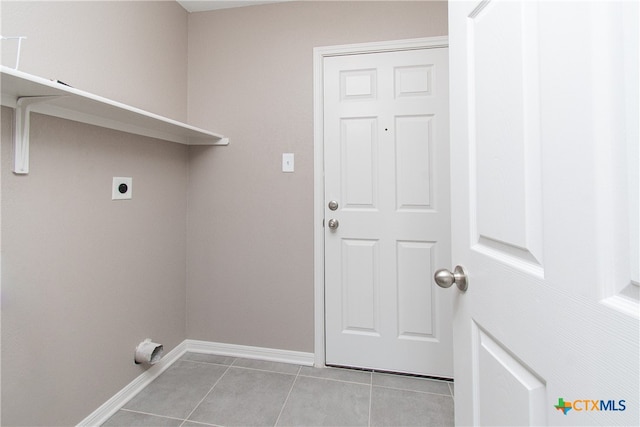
[313,36,449,368]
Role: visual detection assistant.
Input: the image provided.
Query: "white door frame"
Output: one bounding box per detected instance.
[313,36,449,368]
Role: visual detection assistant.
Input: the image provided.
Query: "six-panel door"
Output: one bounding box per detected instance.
[323,48,453,377]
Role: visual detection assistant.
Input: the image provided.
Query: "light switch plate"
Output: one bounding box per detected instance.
[112,177,132,200]
[282,153,294,172]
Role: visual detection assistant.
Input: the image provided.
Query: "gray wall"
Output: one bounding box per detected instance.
[186,1,448,351]
[1,1,189,425]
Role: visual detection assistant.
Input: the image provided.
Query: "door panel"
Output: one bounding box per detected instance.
[474,324,546,426]
[324,47,452,376]
[395,115,433,210]
[395,65,433,97]
[341,118,378,209]
[396,240,435,339]
[449,0,639,425]
[471,0,543,270]
[341,238,379,335]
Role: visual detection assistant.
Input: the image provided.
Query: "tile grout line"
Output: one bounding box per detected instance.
[371,384,453,397]
[178,364,233,427]
[368,376,373,427]
[184,356,300,376]
[181,358,237,367]
[297,373,372,386]
[182,419,223,427]
[116,408,186,423]
[186,356,451,389]
[226,365,299,376]
[372,371,453,384]
[273,365,302,427]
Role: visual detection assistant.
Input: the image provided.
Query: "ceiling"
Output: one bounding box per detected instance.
[176,0,289,13]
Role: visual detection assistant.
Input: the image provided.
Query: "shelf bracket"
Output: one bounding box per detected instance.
[212,137,230,146]
[13,95,63,174]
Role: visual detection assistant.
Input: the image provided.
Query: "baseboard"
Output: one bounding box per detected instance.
[185,339,315,366]
[76,340,314,426]
[76,340,188,426]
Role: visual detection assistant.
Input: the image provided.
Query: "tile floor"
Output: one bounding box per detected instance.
[103,352,454,427]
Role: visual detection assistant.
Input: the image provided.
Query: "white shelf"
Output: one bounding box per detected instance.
[1,66,228,174]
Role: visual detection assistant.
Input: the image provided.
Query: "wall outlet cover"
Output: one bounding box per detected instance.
[112,177,132,200]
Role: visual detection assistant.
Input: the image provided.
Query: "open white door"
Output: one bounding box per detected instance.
[446,1,639,425]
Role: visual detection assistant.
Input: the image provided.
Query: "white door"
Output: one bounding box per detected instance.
[446,0,639,425]
[324,47,452,376]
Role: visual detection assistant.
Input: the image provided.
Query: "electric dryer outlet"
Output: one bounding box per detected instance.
[112,177,132,200]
